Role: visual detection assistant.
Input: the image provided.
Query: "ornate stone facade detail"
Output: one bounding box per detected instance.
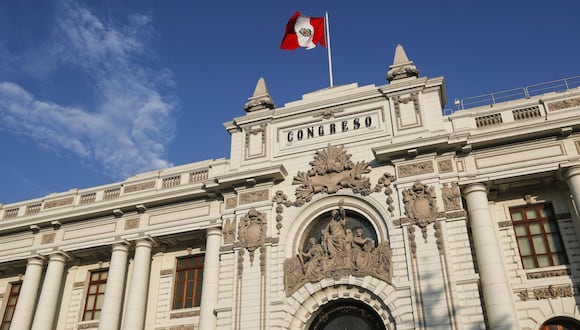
[292,145,372,205]
[239,189,269,205]
[437,159,453,173]
[397,161,433,178]
[403,182,437,240]
[498,221,512,228]
[441,182,461,211]
[272,191,290,234]
[123,180,155,193]
[283,202,392,296]
[78,322,99,329]
[44,197,74,209]
[526,269,569,279]
[41,233,56,245]
[237,208,267,266]
[313,108,344,119]
[124,218,139,230]
[225,197,237,209]
[548,97,580,111]
[170,310,200,318]
[223,218,236,243]
[517,285,574,301]
[393,92,420,117]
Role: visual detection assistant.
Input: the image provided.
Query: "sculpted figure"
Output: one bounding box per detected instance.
[322,202,349,258]
[351,227,374,271]
[300,237,325,279]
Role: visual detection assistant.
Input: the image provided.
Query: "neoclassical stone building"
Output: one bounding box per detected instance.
[0,45,579,330]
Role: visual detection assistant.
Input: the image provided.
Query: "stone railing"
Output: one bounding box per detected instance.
[0,168,210,221]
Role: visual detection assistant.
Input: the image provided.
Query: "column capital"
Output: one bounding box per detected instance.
[206,227,223,237]
[462,182,487,195]
[563,165,580,180]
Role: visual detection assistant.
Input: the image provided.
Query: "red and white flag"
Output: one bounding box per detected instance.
[280,12,326,50]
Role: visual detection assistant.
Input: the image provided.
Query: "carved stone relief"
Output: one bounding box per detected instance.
[237,208,267,266]
[272,144,396,233]
[225,197,237,209]
[313,108,344,119]
[239,189,269,205]
[245,124,267,159]
[517,285,574,301]
[397,161,434,178]
[283,201,392,296]
[548,97,580,111]
[441,182,461,211]
[393,92,421,129]
[223,218,236,244]
[403,181,438,244]
[437,160,453,173]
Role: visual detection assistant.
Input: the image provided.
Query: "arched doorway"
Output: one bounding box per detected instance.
[309,299,386,330]
[540,317,580,330]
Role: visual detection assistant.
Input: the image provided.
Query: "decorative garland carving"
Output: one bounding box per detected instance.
[283,201,392,296]
[374,173,396,217]
[517,285,574,301]
[313,108,344,119]
[237,208,267,266]
[403,182,437,241]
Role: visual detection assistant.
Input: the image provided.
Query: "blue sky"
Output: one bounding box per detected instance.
[0,0,578,205]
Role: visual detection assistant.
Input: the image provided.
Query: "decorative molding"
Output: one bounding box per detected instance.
[225,197,237,209]
[513,106,541,120]
[526,269,569,279]
[283,201,391,296]
[393,92,421,130]
[44,197,74,209]
[41,233,56,245]
[517,285,574,301]
[397,161,434,178]
[78,322,99,329]
[237,208,267,266]
[437,159,453,173]
[498,221,512,228]
[73,281,85,288]
[170,310,200,319]
[160,269,173,276]
[548,97,580,111]
[124,218,140,230]
[123,180,155,193]
[245,124,267,160]
[446,210,467,219]
[223,218,236,243]
[441,182,461,211]
[313,108,344,119]
[374,173,396,217]
[239,189,269,205]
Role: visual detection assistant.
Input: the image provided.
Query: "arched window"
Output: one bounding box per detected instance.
[540,317,580,330]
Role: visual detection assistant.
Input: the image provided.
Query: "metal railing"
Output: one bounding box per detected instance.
[454,76,580,111]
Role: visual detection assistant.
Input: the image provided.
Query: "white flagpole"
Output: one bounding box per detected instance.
[325,11,334,87]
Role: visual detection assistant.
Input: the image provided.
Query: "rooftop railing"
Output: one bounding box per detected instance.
[454,76,580,111]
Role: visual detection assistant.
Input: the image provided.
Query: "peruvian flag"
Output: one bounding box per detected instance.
[280,12,326,50]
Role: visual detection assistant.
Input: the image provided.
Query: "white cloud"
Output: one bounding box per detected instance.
[0,0,176,179]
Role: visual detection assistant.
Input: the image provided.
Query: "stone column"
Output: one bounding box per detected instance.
[122,239,153,330]
[463,183,518,329]
[11,257,44,330]
[31,253,67,330]
[98,243,129,330]
[565,166,580,215]
[199,227,223,330]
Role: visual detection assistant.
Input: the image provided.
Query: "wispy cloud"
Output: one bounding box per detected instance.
[0,0,175,179]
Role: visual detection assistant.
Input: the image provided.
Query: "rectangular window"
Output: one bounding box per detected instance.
[82,270,108,321]
[172,255,204,309]
[1,282,22,330]
[510,203,568,269]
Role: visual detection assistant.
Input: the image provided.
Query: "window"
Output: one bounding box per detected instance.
[1,282,22,330]
[82,270,108,321]
[173,255,204,309]
[510,203,568,269]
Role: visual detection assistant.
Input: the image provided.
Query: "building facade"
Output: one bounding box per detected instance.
[0,45,579,330]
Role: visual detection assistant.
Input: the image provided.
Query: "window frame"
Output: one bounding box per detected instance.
[0,281,22,330]
[172,254,205,310]
[509,203,568,269]
[82,269,108,321]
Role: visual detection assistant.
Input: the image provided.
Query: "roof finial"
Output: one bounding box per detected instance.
[387,44,420,82]
[244,77,275,112]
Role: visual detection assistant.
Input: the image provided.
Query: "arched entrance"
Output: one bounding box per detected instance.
[540,317,580,330]
[309,299,386,330]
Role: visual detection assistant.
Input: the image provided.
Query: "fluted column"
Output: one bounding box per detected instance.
[463,183,518,329]
[122,239,153,330]
[31,253,67,330]
[199,227,223,330]
[98,243,129,330]
[10,257,44,330]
